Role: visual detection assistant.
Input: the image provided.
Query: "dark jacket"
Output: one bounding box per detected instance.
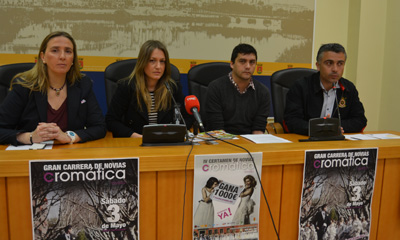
[0,75,107,145]
[313,210,331,238]
[105,78,191,137]
[284,72,367,135]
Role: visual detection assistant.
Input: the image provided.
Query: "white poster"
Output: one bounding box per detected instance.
[193,152,262,239]
[298,148,378,240]
[29,158,139,240]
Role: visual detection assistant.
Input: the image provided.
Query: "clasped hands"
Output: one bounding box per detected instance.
[17,122,79,145]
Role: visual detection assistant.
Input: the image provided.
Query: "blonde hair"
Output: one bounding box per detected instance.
[128,40,175,112]
[11,31,82,93]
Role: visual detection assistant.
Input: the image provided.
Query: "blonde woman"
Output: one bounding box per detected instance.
[0,31,106,145]
[232,175,257,225]
[106,40,190,137]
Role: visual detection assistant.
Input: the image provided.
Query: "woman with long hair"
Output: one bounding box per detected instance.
[0,31,106,145]
[232,175,257,225]
[106,40,190,137]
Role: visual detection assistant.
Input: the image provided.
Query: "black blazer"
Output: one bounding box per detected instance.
[106,78,192,137]
[0,76,107,145]
[284,72,367,135]
[57,233,75,240]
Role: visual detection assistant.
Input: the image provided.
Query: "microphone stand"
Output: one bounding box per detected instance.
[174,103,181,125]
[164,82,191,141]
[192,121,199,136]
[333,83,343,134]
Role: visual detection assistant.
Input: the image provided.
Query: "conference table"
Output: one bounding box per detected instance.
[1,131,399,239]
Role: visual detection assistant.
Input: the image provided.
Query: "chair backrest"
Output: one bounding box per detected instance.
[187,62,232,121]
[0,63,35,105]
[104,59,181,107]
[270,68,317,128]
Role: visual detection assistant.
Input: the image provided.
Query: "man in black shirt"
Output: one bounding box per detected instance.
[205,44,270,135]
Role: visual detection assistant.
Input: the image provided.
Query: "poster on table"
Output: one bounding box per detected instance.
[29,158,139,240]
[298,148,378,240]
[193,152,262,239]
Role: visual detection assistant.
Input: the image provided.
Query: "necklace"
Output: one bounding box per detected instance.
[49,81,66,96]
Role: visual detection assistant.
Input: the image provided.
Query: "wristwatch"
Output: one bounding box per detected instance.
[66,131,76,144]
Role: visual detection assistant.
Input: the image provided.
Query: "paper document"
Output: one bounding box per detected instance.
[241,134,292,144]
[345,133,400,140]
[6,141,54,150]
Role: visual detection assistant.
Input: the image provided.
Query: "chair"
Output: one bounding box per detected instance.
[270,67,317,132]
[0,63,35,105]
[187,62,232,123]
[104,59,181,107]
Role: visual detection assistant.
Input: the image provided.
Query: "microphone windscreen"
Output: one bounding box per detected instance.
[184,95,200,115]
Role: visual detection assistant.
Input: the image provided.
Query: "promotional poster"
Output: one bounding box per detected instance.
[29,158,139,240]
[298,148,378,240]
[193,152,262,239]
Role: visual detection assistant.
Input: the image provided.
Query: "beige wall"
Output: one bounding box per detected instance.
[313,0,400,131]
[313,0,349,67]
[380,0,400,131]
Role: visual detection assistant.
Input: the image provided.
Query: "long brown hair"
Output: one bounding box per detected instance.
[11,31,82,93]
[128,40,175,112]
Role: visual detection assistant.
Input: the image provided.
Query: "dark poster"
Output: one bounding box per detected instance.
[29,158,139,240]
[298,148,378,240]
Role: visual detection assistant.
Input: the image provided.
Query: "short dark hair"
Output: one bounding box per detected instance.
[316,43,347,62]
[231,43,257,63]
[64,225,72,232]
[205,177,219,188]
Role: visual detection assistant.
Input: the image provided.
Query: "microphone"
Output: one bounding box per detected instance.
[332,83,343,133]
[184,95,205,132]
[164,82,184,125]
[164,81,190,141]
